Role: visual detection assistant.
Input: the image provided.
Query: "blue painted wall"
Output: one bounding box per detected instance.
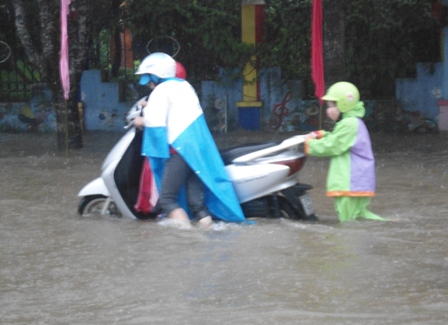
[395,63,442,121]
[0,84,56,132]
[80,70,132,131]
[0,66,444,133]
[0,71,133,132]
[201,67,320,132]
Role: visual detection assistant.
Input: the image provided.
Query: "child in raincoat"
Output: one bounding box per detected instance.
[304,81,384,222]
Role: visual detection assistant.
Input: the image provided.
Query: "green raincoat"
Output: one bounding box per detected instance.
[305,102,384,221]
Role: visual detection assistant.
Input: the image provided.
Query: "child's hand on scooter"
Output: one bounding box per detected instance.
[304,132,317,141]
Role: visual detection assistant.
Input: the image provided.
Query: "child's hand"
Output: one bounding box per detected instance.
[304,132,317,141]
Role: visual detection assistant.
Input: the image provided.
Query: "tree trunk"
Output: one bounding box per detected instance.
[111,0,124,78]
[111,27,123,78]
[52,86,83,150]
[323,0,346,87]
[13,0,91,150]
[62,0,92,149]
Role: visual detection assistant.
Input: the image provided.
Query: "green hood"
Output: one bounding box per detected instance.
[342,101,365,119]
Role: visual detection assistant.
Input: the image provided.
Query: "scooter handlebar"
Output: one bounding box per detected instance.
[124,97,147,129]
[123,121,134,130]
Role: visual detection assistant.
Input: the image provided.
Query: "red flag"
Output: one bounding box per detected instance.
[59,0,71,100]
[311,0,325,103]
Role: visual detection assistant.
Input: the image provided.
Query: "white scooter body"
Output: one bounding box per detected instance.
[78,128,139,219]
[78,100,316,221]
[225,138,306,203]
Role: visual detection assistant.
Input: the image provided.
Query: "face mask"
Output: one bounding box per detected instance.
[326,106,341,122]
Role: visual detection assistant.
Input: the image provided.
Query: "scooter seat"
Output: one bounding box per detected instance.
[220,141,282,165]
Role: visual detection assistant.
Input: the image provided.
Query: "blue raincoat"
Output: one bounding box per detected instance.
[141,79,245,223]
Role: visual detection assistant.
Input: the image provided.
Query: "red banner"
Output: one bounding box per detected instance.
[311,0,325,103]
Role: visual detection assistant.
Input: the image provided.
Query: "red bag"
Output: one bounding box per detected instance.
[134,157,159,213]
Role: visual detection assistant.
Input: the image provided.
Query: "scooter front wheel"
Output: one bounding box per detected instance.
[78,195,121,218]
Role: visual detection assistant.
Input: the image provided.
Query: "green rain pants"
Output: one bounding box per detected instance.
[334,197,385,222]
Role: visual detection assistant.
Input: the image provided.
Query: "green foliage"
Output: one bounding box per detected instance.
[127,0,249,81]
[1,0,442,100]
[345,0,438,97]
[126,0,313,83]
[128,0,439,97]
[260,0,312,80]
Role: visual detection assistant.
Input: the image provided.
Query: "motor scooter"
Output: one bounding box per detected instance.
[77,100,317,221]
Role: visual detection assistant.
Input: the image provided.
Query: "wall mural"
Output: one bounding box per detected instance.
[0,63,443,134]
[364,100,438,134]
[268,91,292,131]
[202,68,324,133]
[0,84,56,132]
[203,95,228,133]
[270,100,321,132]
[98,109,119,127]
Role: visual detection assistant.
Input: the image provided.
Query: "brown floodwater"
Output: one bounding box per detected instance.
[1,130,448,324]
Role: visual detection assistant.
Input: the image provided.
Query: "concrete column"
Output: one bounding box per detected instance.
[236,0,265,130]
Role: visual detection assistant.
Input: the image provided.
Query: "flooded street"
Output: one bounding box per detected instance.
[1,130,448,324]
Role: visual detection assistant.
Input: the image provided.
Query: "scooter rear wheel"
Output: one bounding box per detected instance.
[78,195,121,218]
[278,196,319,222]
[277,196,299,219]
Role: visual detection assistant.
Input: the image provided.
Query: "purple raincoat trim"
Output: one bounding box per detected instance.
[350,119,376,192]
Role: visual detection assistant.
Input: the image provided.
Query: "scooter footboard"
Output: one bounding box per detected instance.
[281,184,316,218]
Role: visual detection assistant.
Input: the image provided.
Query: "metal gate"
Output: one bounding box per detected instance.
[0,26,138,103]
[0,41,41,102]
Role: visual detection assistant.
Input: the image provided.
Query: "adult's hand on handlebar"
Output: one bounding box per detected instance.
[134,116,144,128]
